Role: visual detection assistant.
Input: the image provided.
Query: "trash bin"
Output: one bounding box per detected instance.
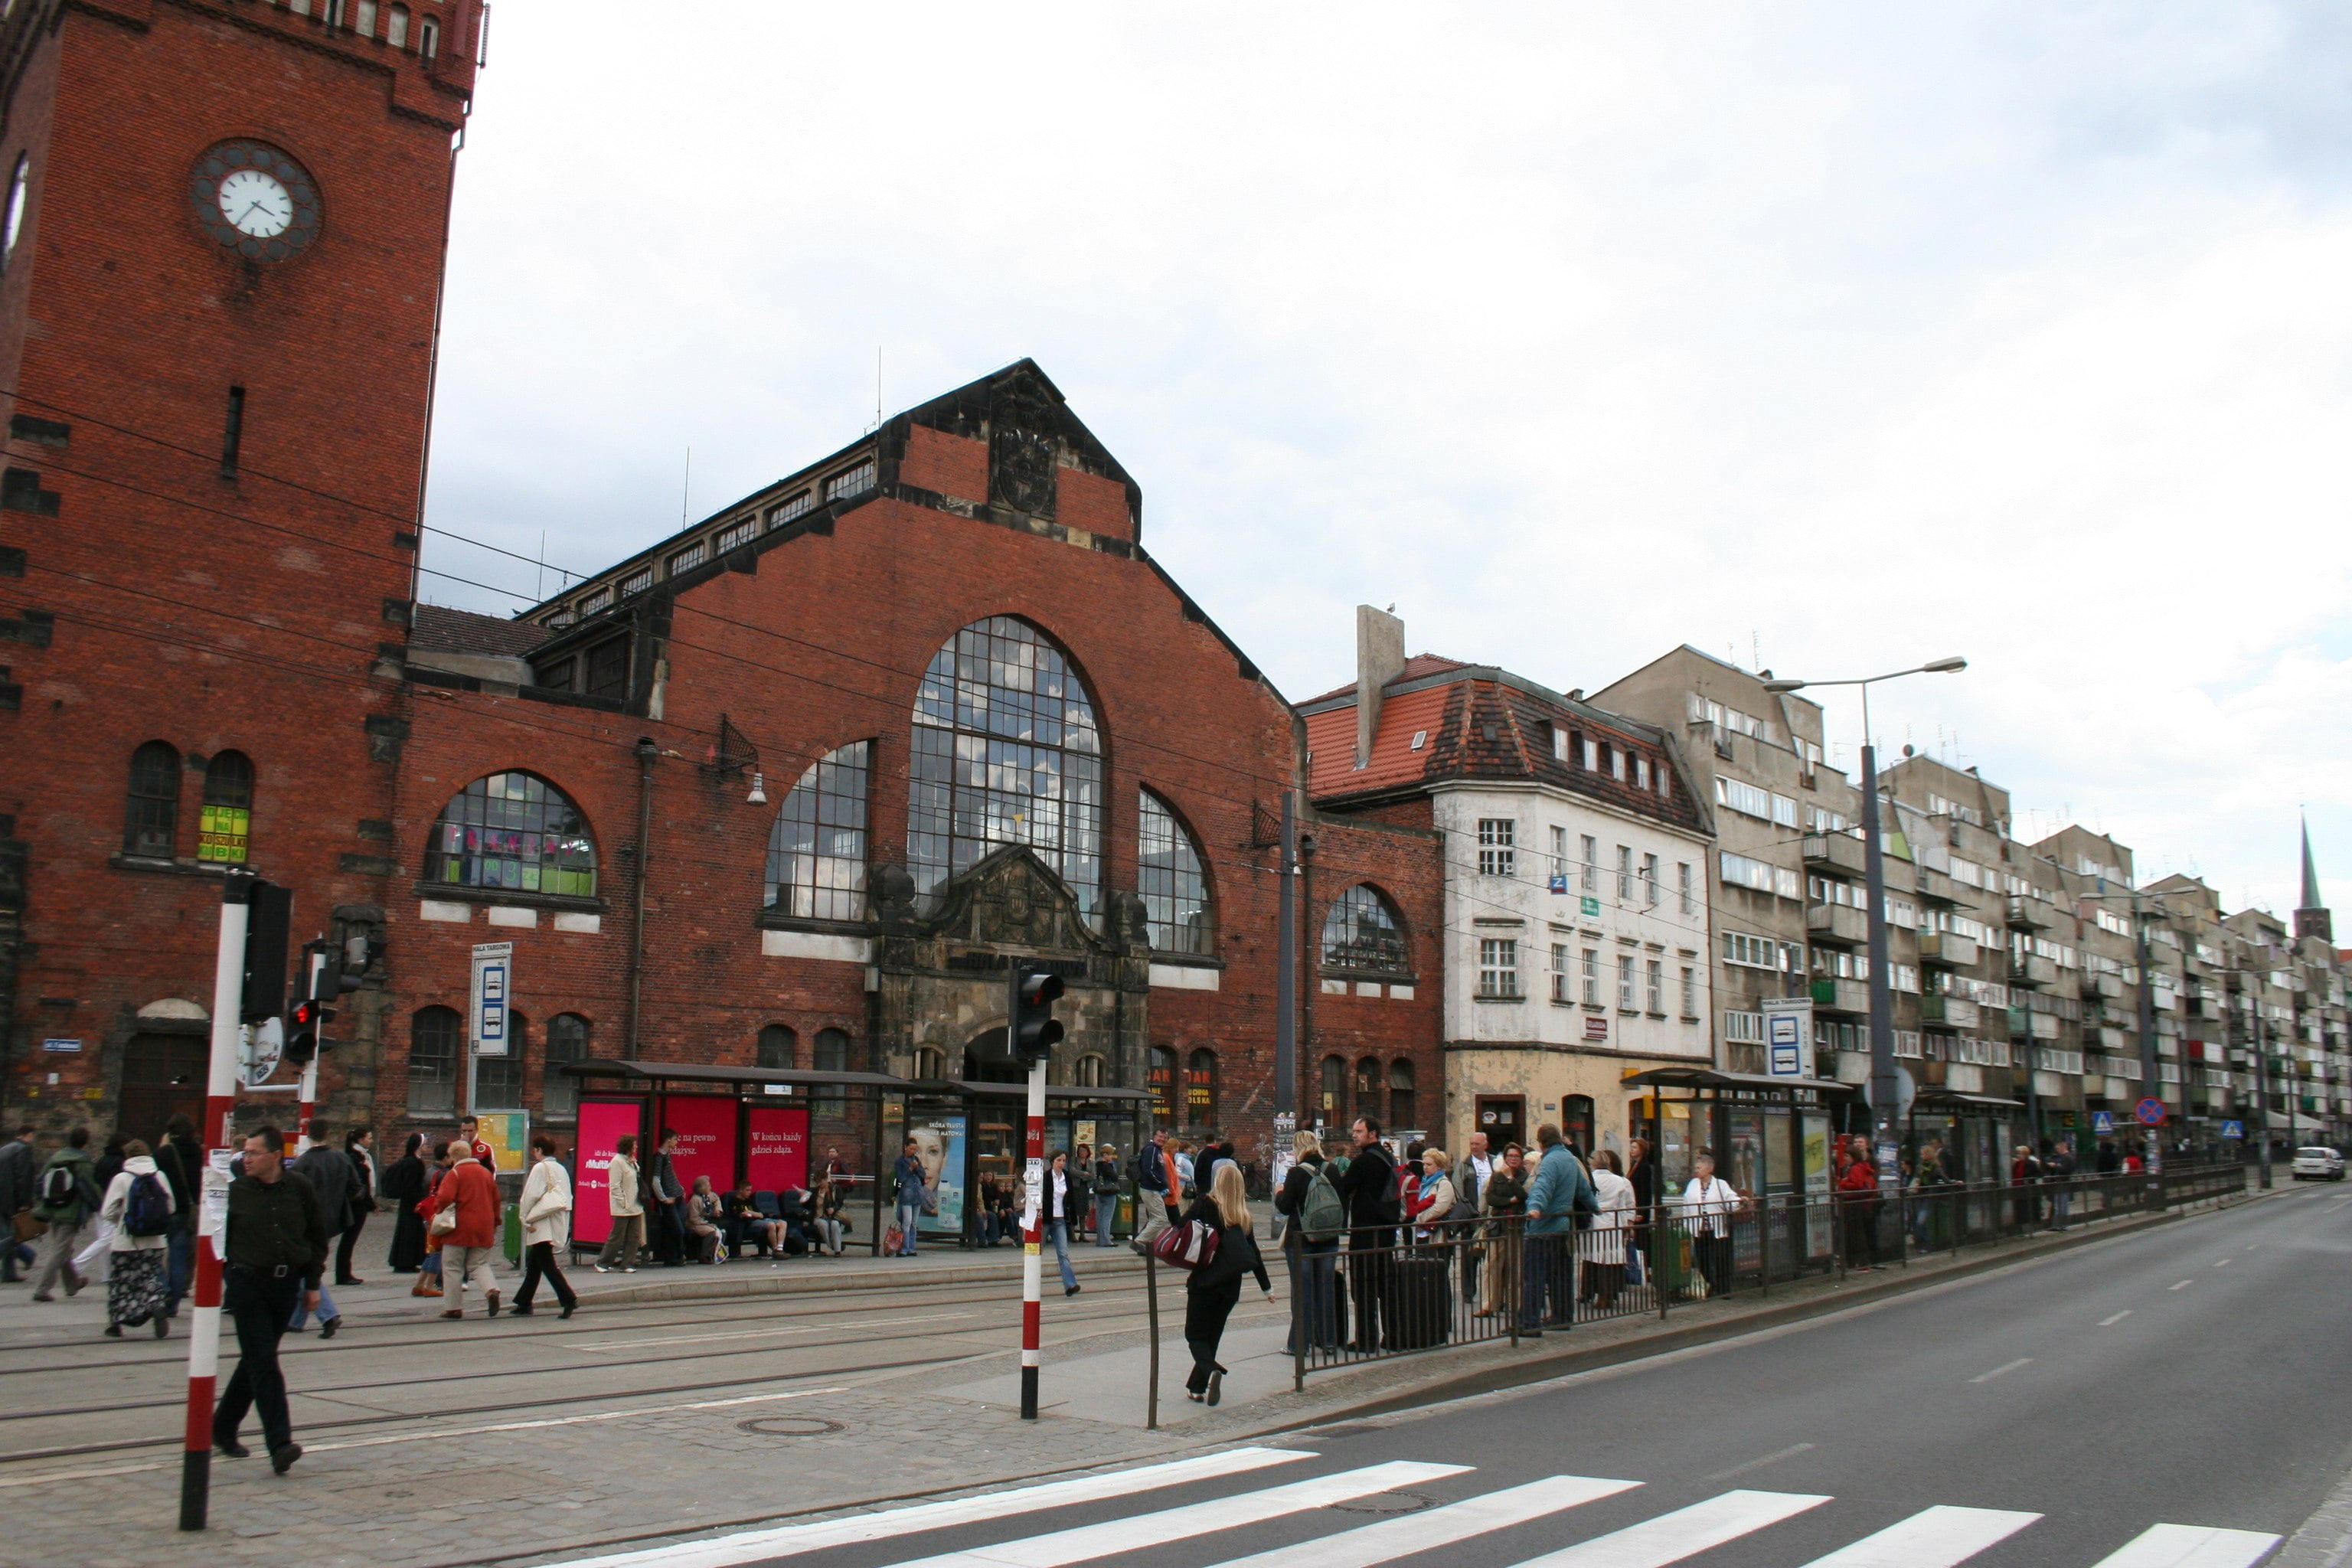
[502,1201,521,1265]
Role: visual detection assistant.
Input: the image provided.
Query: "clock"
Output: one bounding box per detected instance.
[188,141,322,262]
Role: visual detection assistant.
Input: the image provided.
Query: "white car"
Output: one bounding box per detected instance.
[2292,1147,2346,1181]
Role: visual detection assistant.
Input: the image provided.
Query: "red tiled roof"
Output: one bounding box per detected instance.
[1304,653,1472,706]
[1307,684,1456,798]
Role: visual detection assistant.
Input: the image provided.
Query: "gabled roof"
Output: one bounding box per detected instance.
[411,603,553,657]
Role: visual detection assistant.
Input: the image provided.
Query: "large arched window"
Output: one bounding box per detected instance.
[764,741,870,921]
[1355,1057,1382,1122]
[909,616,1103,922]
[1319,1054,1345,1127]
[479,1011,525,1110]
[544,1013,590,1119]
[1185,1048,1218,1131]
[1148,1046,1177,1129]
[124,741,181,858]
[408,1005,460,1115]
[1322,884,1408,973]
[425,772,596,897]
[1138,789,1210,954]
[1388,1058,1417,1133]
[813,1027,849,1113]
[198,750,253,864]
[756,1024,797,1070]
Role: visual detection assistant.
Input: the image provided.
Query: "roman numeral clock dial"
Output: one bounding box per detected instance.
[188,141,322,261]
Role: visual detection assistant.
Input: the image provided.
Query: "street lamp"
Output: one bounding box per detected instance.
[1762,657,1967,1192]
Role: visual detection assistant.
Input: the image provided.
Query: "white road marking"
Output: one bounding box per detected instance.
[1204,1476,1640,1568]
[540,1448,1320,1568]
[2169,1279,2196,1291]
[1704,1442,1814,1481]
[1968,1358,2034,1384]
[1793,1504,2042,1566]
[886,1462,1471,1568]
[2099,1311,2134,1327]
[2213,1259,2232,1268]
[1505,1488,1832,1567]
[2086,1521,2282,1566]
[572,1311,979,1351]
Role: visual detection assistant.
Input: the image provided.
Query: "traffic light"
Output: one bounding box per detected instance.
[1011,970,1064,1068]
[283,997,332,1067]
[237,877,292,1024]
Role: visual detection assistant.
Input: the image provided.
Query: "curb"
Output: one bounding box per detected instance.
[577,1246,1152,1306]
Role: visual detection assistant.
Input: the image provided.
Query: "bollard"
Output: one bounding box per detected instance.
[1145,1248,1160,1431]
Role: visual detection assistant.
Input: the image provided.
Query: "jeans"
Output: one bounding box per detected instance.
[165,1212,194,1310]
[1048,1220,1076,1292]
[216,1267,301,1453]
[287,1279,339,1328]
[896,1200,921,1255]
[1520,1232,1572,1328]
[1094,1194,1119,1245]
[515,1240,577,1311]
[598,1214,644,1269]
[1285,1240,1339,1353]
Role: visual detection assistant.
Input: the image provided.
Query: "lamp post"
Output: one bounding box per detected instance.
[1763,657,1967,1195]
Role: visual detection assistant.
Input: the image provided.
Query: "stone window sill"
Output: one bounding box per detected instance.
[410,882,607,915]
[109,853,231,878]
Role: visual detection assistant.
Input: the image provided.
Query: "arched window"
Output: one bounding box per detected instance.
[1138,789,1210,953]
[385,4,408,47]
[544,1013,590,1119]
[1355,1057,1382,1122]
[418,15,438,59]
[1388,1058,1417,1133]
[1322,884,1408,973]
[124,741,180,858]
[478,1011,524,1110]
[756,1024,797,1070]
[1148,1046,1177,1129]
[1075,1054,1106,1087]
[425,772,596,897]
[408,1005,459,1115]
[813,1027,849,1113]
[909,616,1103,923]
[764,741,870,920]
[913,1047,946,1080]
[1185,1048,1217,1131]
[1319,1054,1345,1126]
[198,750,253,864]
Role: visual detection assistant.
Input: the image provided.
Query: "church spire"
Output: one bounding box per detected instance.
[2296,815,2331,945]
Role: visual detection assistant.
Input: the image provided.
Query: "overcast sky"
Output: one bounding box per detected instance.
[420,2,2352,923]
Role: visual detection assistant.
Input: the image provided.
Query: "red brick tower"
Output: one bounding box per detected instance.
[0,0,481,1133]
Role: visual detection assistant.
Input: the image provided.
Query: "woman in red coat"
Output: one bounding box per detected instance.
[1838,1136,1880,1271]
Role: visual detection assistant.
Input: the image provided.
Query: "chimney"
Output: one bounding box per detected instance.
[1354,605,1405,769]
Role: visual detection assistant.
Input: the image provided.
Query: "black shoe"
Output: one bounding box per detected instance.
[318,1316,341,1340]
[1065,1284,1080,1297]
[1207,1370,1223,1406]
[103,1324,122,1338]
[1518,1327,1544,1338]
[558,1302,576,1319]
[153,1316,169,1339]
[214,1435,250,1459]
[270,1442,302,1474]
[336,1277,365,1287]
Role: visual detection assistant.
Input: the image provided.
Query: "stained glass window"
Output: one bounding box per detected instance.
[198,750,253,864]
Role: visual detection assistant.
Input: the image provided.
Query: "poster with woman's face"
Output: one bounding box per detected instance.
[911,1118,965,1233]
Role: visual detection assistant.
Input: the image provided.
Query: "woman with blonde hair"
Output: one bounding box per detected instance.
[1179,1162,1271,1405]
[1410,1148,1457,1240]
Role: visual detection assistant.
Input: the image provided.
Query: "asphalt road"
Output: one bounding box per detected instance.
[557,1181,2352,1568]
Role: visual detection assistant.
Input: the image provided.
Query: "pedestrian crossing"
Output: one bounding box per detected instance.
[547,1448,2285,1568]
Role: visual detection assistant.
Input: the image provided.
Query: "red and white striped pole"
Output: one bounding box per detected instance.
[181,871,250,1531]
[1018,1054,1046,1419]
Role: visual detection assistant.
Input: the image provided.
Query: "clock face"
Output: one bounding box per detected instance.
[188,141,321,262]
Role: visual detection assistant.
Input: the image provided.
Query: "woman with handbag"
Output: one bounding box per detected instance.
[1177,1163,1270,1405]
[510,1134,577,1318]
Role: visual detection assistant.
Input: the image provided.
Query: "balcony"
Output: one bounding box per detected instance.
[1920,994,1980,1029]
[1802,833,1867,877]
[2006,895,2051,931]
[2098,1024,2128,1051]
[1919,930,1978,968]
[1807,903,1868,945]
[2092,972,2125,1001]
[1915,866,1957,905]
[2008,953,2058,989]
[2021,1011,2062,1041]
[1811,976,1869,1014]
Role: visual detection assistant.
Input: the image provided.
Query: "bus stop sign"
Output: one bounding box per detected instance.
[2135,1097,2168,1128]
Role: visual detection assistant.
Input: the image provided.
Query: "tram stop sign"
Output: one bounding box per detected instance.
[2135,1097,2169,1128]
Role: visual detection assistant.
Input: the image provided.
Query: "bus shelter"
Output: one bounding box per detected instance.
[1907,1087,2024,1245]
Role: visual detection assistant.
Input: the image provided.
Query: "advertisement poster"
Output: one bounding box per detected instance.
[573,1099,642,1247]
[746,1106,810,1193]
[659,1096,740,1198]
[476,1111,529,1175]
[1802,1114,1833,1259]
[909,1114,967,1236]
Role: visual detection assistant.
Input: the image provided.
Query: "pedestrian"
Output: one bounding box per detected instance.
[1333,1117,1400,1353]
[98,1138,174,1338]
[596,1133,645,1272]
[155,1115,202,1314]
[1519,1123,1591,1335]
[287,1126,354,1338]
[212,1125,326,1474]
[1679,1148,1741,1298]
[1475,1142,1528,1315]
[1092,1143,1122,1246]
[1409,1148,1457,1240]
[336,1127,378,1286]
[1272,1129,1340,1353]
[1042,1150,1080,1296]
[1459,1131,1494,1213]
[433,1134,501,1318]
[891,1138,926,1256]
[30,1125,100,1302]
[2096,1138,2122,1175]
[1579,1148,1634,1309]
[0,1123,38,1284]
[384,1132,430,1275]
[648,1130,687,1266]
[685,1175,723,1263]
[2045,1138,2076,1225]
[1131,1129,1178,1254]
[1172,1138,1197,1201]
[511,1133,577,1318]
[456,1115,496,1173]
[93,1130,129,1193]
[1179,1163,1271,1405]
[1625,1135,1657,1285]
[1838,1135,1878,1270]
[2010,1141,2042,1229]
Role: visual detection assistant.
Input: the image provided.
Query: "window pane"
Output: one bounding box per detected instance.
[756,1024,796,1070]
[813,1028,848,1112]
[1138,791,1210,953]
[477,1011,524,1109]
[424,772,598,897]
[407,1007,459,1115]
[199,750,254,864]
[765,742,870,921]
[544,1014,589,1119]
[1320,884,1407,972]
[125,741,180,858]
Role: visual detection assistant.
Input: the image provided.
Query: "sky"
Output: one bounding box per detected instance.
[419,2,2352,923]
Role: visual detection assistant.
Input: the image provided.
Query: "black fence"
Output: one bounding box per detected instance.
[1275,1163,2251,1387]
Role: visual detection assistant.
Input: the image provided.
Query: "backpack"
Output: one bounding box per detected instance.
[39,1162,77,1210]
[1152,1216,1220,1271]
[1300,1165,1345,1243]
[122,1173,171,1238]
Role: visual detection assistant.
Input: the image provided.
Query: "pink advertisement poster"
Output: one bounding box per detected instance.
[746,1106,810,1193]
[573,1099,642,1247]
[659,1095,740,1198]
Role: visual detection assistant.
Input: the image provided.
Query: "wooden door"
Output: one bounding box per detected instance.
[116,1032,209,1142]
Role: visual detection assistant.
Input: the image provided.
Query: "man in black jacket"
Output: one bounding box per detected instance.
[0,1124,36,1283]
[154,1116,203,1314]
[1333,1117,1400,1354]
[214,1125,328,1474]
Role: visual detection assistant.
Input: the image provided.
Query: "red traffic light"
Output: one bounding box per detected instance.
[1018,972,1064,1010]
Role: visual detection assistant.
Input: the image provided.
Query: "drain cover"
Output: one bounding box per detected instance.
[737,1416,846,1437]
[1329,1490,1432,1516]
